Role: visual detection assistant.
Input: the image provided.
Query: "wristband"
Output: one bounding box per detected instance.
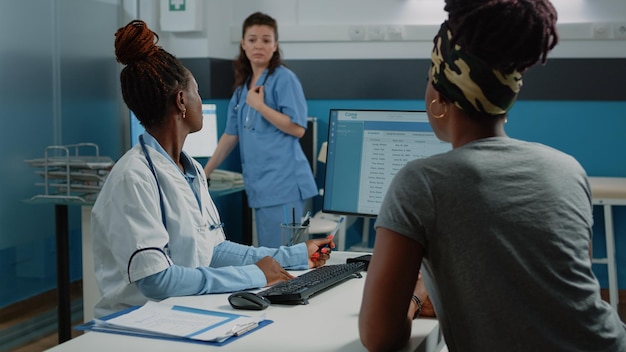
[411,294,422,319]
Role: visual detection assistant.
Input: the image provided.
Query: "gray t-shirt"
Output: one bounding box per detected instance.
[376,137,626,352]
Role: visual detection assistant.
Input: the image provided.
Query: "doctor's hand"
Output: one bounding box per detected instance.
[246,85,265,111]
[256,256,295,287]
[305,236,335,268]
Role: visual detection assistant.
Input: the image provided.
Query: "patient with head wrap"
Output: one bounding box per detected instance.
[359,0,626,351]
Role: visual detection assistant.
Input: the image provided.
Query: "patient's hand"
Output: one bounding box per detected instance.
[419,295,436,317]
[411,272,436,318]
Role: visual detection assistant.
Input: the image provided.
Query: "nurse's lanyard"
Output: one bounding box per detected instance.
[139,135,223,231]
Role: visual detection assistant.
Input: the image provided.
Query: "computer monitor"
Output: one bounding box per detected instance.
[130,103,218,158]
[322,109,452,217]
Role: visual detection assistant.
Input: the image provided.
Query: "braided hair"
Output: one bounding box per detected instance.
[233,12,283,90]
[114,20,189,129]
[444,0,559,73]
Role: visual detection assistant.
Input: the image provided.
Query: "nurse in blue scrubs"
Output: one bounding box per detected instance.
[204,12,317,247]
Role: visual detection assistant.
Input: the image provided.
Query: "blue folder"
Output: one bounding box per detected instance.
[75,305,273,347]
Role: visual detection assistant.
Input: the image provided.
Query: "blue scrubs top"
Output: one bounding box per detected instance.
[224,65,318,208]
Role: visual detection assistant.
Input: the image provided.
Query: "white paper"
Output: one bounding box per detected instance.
[93,301,264,342]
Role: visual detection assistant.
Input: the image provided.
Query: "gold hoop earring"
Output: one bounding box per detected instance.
[429,99,447,119]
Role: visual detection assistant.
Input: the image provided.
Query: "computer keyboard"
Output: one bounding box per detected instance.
[258,262,366,304]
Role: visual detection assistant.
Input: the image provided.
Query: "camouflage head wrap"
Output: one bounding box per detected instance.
[431,21,522,116]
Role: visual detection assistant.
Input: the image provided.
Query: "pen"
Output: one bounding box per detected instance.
[292,211,312,245]
[301,211,311,226]
[283,206,289,226]
[313,217,344,260]
[329,217,344,238]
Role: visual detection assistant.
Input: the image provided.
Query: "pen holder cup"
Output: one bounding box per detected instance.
[280,223,310,246]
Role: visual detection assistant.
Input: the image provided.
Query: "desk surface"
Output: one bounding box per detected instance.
[47,251,442,352]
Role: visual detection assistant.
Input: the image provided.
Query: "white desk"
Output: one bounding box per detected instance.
[47,251,443,352]
[588,177,626,311]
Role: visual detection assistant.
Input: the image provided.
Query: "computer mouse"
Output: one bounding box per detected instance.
[228,291,270,310]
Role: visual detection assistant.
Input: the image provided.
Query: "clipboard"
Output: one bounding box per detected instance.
[75,303,273,347]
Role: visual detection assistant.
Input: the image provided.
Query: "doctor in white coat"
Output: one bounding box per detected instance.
[91,20,334,318]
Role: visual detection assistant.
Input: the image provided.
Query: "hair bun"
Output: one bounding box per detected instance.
[114,20,160,65]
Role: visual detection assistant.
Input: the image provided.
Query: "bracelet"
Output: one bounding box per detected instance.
[411,294,422,319]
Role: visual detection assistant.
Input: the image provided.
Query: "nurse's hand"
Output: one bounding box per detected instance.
[306,236,335,268]
[246,85,265,111]
[256,256,295,287]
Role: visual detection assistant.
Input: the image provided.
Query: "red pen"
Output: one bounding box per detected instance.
[312,240,332,257]
[312,218,342,260]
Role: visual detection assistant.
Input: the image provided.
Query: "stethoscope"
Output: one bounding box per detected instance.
[233,73,271,130]
[139,135,224,232]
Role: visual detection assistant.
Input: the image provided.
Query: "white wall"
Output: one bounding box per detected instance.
[137,0,626,60]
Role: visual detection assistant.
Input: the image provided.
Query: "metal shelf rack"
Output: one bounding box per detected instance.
[25,143,114,203]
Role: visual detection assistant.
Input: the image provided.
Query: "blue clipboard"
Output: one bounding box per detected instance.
[75,305,273,347]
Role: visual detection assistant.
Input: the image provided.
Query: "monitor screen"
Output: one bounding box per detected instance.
[130,103,218,158]
[322,109,452,217]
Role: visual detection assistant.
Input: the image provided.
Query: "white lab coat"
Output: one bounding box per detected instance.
[91,143,225,317]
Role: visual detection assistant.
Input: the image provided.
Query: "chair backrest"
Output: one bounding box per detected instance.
[299,117,318,176]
